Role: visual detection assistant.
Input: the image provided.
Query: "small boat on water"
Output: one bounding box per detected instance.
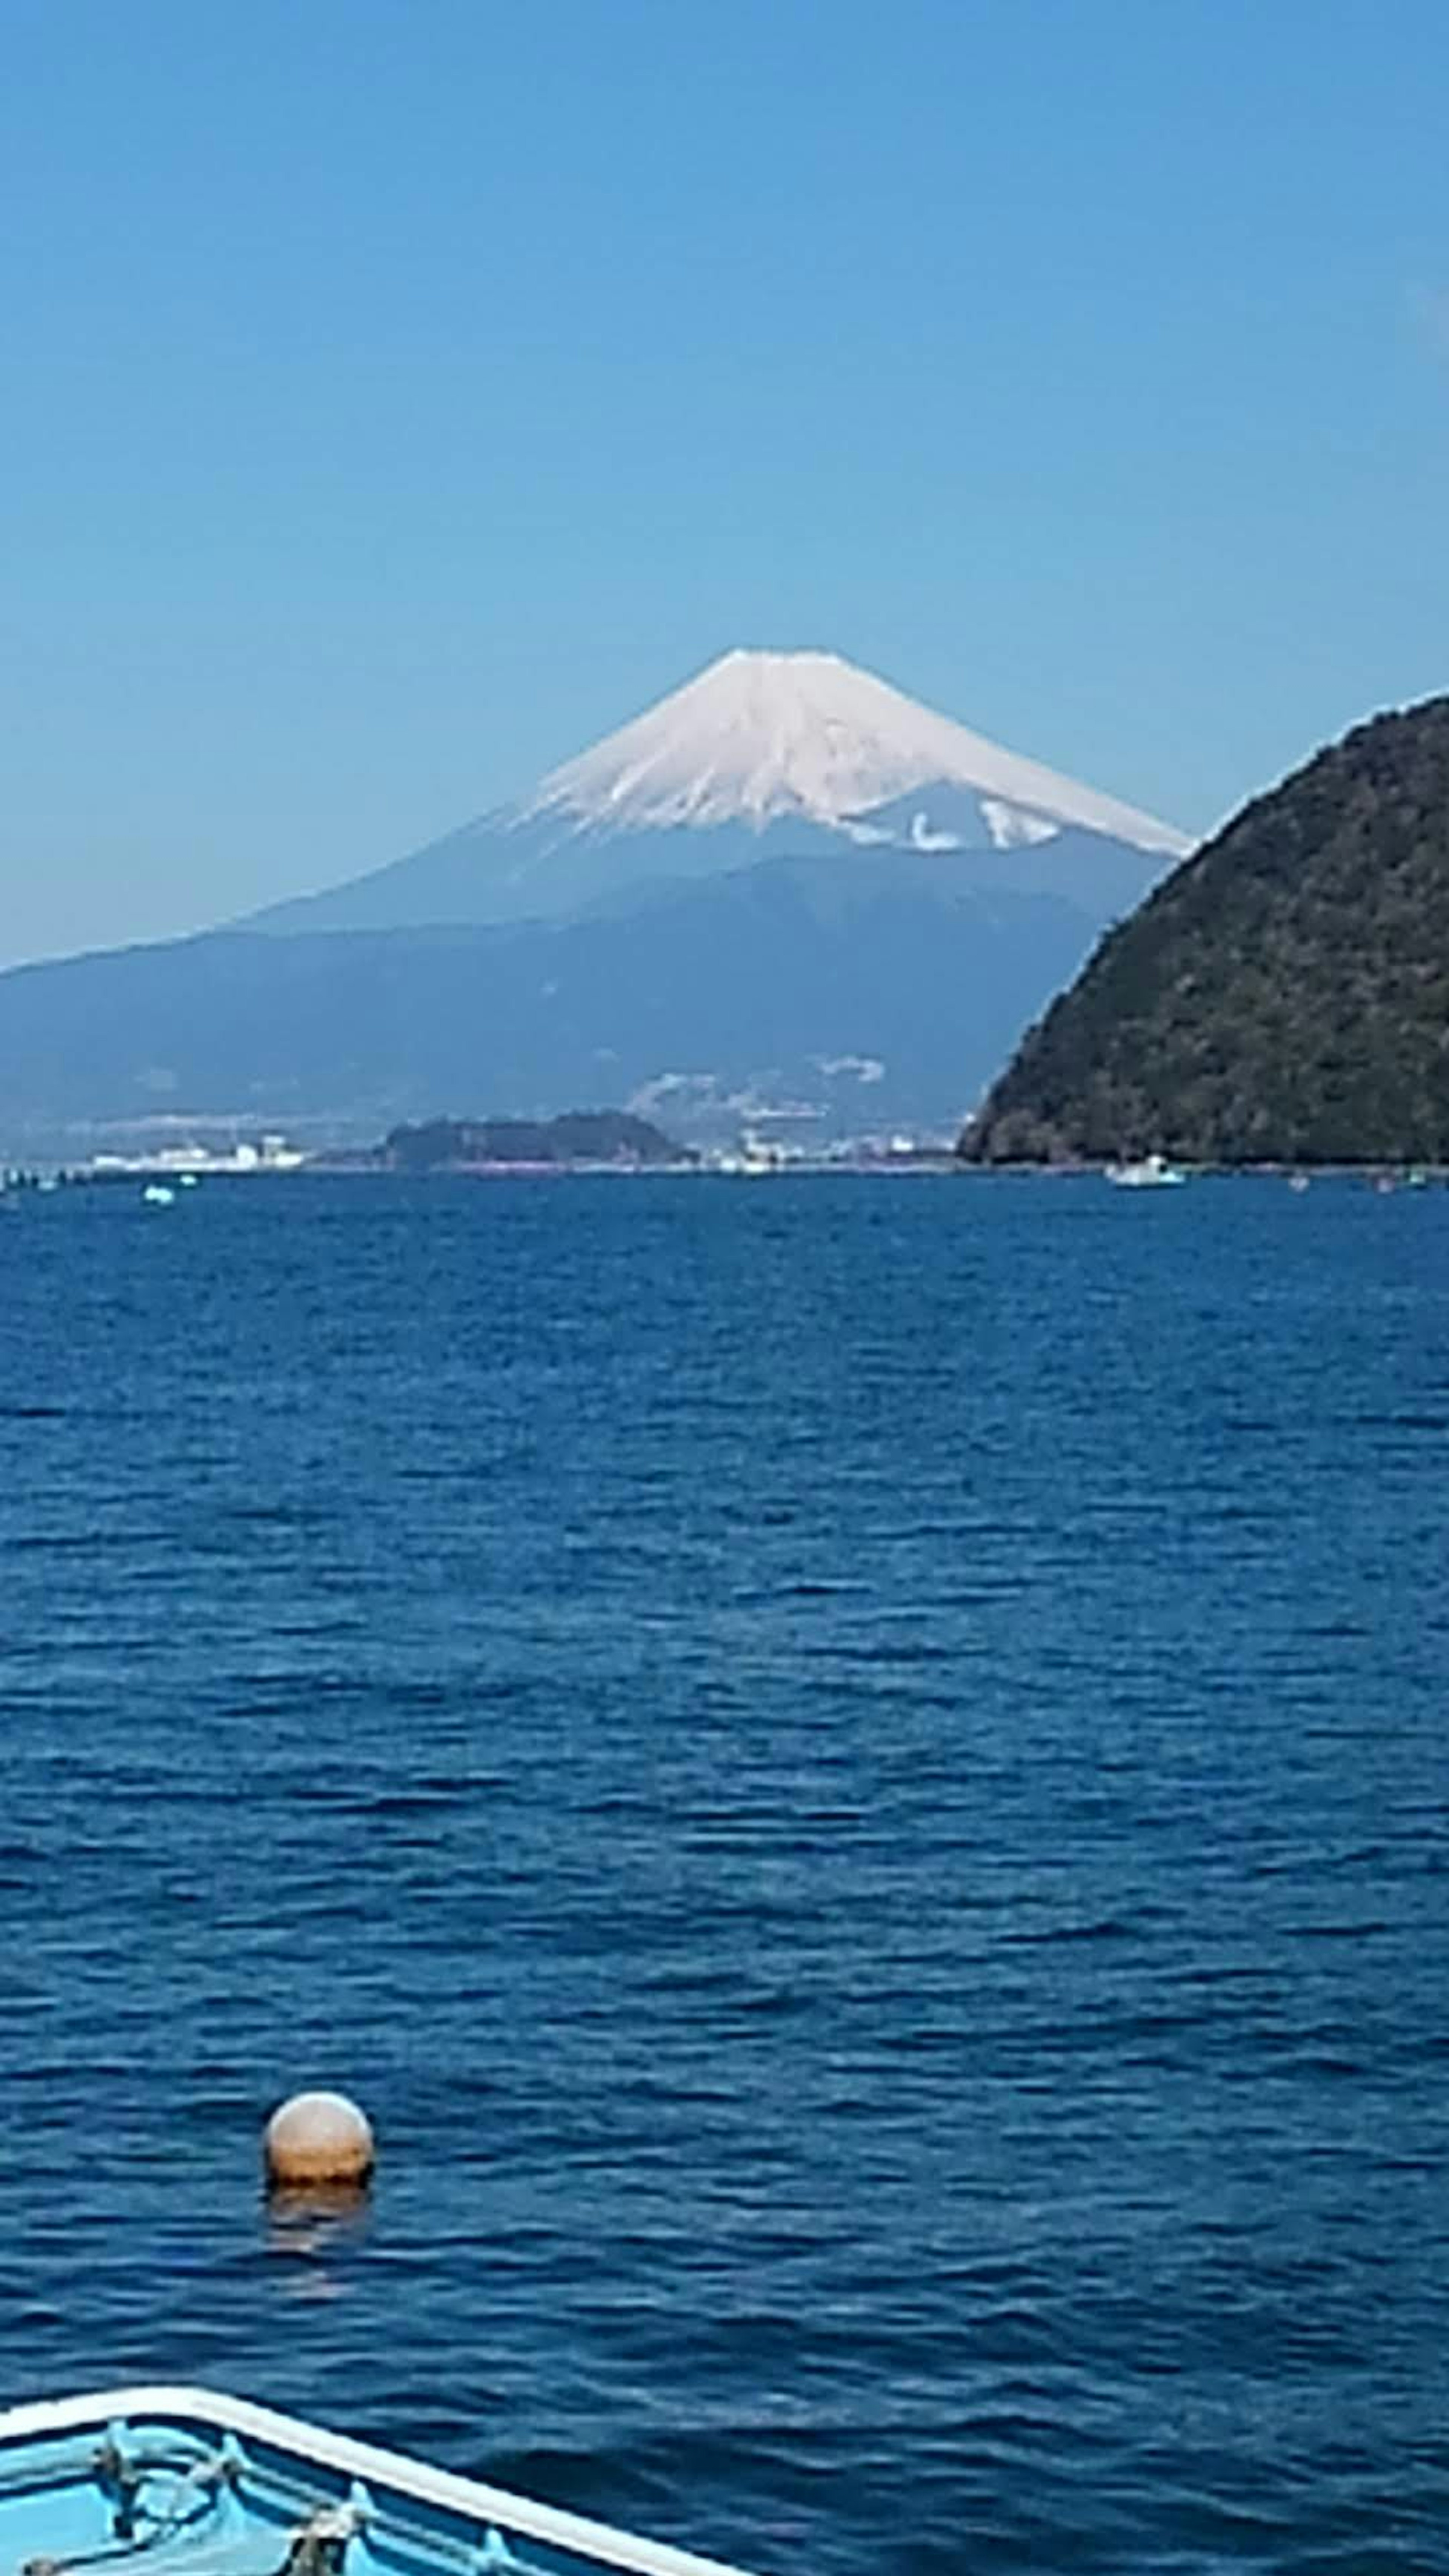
[0,2388,750,2576]
[1105,1151,1185,1189]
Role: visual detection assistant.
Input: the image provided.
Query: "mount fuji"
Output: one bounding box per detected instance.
[250,648,1188,937]
[0,652,1194,1154]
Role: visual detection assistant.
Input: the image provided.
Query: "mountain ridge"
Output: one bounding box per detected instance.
[0,647,1193,1154]
[0,848,1099,1155]
[246,649,1188,938]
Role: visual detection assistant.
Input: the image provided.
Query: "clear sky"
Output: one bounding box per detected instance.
[4,0,1447,968]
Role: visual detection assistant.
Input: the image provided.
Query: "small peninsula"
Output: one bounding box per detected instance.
[381,1111,686,1170]
[960,695,1449,1166]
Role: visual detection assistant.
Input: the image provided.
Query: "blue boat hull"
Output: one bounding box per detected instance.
[0,2390,751,2576]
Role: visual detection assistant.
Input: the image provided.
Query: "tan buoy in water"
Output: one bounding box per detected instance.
[264,2090,375,2191]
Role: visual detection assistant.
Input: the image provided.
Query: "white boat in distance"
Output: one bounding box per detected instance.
[1106,1151,1186,1188]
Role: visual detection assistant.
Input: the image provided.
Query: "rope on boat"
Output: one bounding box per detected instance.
[21,2446,234,2576]
[268,2502,367,2576]
[8,2445,520,2576]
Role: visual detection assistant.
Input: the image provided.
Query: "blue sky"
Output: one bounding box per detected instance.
[3,0,1447,966]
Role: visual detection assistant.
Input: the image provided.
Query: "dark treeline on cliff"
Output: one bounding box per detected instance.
[385,1112,684,1169]
[962,696,1449,1166]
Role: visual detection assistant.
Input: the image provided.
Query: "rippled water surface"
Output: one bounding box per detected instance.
[2,1175,1447,2576]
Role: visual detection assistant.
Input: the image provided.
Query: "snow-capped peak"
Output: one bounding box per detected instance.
[524,648,1189,857]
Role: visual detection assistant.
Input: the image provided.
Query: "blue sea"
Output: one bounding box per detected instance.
[1,1174,1446,2576]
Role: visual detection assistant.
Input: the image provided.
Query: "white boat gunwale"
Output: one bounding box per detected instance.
[0,2386,756,2576]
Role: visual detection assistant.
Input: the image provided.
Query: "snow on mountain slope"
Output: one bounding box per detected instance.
[526,649,1190,855]
[247,648,1190,936]
[9,651,1198,1147]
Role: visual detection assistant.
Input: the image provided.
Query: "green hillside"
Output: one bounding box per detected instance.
[961,696,1449,1166]
[385,1112,682,1167]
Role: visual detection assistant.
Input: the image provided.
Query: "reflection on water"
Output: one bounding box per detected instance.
[265,2183,372,2296]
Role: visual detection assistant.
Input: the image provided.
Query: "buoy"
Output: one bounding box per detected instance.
[264,2090,375,2191]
